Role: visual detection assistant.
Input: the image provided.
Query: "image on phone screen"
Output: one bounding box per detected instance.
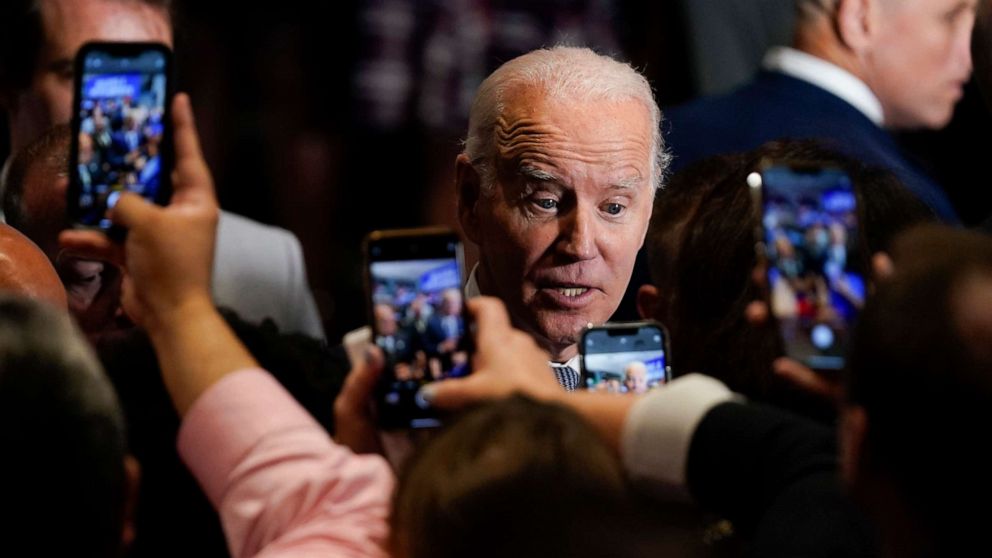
[367,231,467,428]
[581,322,669,394]
[70,44,171,230]
[760,165,864,370]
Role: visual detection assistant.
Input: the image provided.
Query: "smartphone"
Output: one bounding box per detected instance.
[68,42,173,232]
[365,227,469,429]
[751,163,864,371]
[580,321,670,394]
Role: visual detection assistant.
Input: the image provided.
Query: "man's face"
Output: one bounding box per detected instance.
[865,0,976,129]
[6,0,172,150]
[461,88,654,361]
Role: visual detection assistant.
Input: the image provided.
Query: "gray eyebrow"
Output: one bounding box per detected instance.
[614,176,643,190]
[519,165,561,183]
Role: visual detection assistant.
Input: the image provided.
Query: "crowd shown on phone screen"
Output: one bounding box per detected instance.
[1,0,992,557]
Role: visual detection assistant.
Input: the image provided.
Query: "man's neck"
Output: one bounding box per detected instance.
[794,28,865,83]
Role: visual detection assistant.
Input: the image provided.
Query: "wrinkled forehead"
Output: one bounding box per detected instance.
[493,86,654,180]
[41,0,174,54]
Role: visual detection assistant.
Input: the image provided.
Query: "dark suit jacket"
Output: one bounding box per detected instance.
[665,71,959,223]
[687,401,878,558]
[424,314,464,355]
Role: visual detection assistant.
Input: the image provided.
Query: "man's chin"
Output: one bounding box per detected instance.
[530,313,593,357]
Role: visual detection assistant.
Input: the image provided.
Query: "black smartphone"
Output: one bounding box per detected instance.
[365,227,469,429]
[580,321,670,394]
[68,42,173,232]
[751,163,864,371]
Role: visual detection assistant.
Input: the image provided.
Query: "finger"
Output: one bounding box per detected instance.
[772,357,835,399]
[58,230,125,266]
[419,375,490,410]
[108,191,158,230]
[465,296,513,344]
[872,252,894,283]
[745,300,769,326]
[171,93,205,166]
[338,347,386,414]
[170,93,215,205]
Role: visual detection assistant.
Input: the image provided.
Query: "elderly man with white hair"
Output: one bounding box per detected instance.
[457,46,668,389]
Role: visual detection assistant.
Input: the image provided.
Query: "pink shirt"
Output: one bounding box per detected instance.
[179,369,394,558]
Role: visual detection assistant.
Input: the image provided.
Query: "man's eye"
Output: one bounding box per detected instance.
[534,198,558,211]
[603,203,625,216]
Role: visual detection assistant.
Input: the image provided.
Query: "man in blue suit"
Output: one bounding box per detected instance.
[666,0,978,223]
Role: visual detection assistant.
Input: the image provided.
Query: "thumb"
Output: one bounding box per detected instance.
[109,191,158,231]
[419,374,495,410]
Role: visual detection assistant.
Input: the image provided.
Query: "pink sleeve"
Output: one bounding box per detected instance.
[178,369,394,558]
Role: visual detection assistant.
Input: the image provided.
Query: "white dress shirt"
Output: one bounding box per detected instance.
[763,46,885,126]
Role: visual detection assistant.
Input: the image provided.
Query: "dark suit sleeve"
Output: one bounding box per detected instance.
[686,402,876,557]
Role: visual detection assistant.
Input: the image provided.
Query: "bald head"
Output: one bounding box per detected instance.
[0,224,67,308]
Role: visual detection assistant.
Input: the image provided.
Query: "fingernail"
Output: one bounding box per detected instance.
[417,384,436,405]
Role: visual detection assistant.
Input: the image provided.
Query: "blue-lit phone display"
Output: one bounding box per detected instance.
[761,166,863,370]
[72,45,170,229]
[369,234,466,429]
[581,323,669,393]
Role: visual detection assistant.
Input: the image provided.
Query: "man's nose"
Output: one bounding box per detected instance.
[557,205,599,261]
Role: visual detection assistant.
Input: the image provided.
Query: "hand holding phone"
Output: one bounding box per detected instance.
[751,163,864,371]
[580,321,670,394]
[68,42,174,233]
[365,227,470,429]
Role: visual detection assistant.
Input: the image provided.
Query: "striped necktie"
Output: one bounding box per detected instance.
[552,365,580,391]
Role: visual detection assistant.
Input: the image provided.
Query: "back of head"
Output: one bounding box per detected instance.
[0,222,66,307]
[1,123,71,259]
[646,140,935,406]
[846,225,992,550]
[0,294,127,556]
[464,46,669,188]
[391,396,666,558]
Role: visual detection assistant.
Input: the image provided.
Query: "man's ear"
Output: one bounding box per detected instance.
[835,0,875,53]
[839,405,868,489]
[636,284,661,320]
[456,153,482,245]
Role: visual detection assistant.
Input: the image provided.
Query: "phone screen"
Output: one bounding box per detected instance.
[367,229,468,429]
[69,43,172,230]
[759,165,863,370]
[580,322,669,394]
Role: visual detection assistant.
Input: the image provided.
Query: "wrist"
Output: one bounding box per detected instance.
[144,291,216,338]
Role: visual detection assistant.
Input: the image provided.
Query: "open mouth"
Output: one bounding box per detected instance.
[556,287,589,298]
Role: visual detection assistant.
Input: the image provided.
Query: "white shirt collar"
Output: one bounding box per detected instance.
[762,46,885,126]
[464,264,582,374]
[464,264,482,299]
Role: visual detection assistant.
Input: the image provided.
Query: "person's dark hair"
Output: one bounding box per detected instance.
[846,224,992,552]
[1,123,69,233]
[391,395,667,558]
[0,294,127,556]
[95,309,347,556]
[645,139,936,412]
[0,0,174,95]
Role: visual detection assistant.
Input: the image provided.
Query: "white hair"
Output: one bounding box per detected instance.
[463,46,669,190]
